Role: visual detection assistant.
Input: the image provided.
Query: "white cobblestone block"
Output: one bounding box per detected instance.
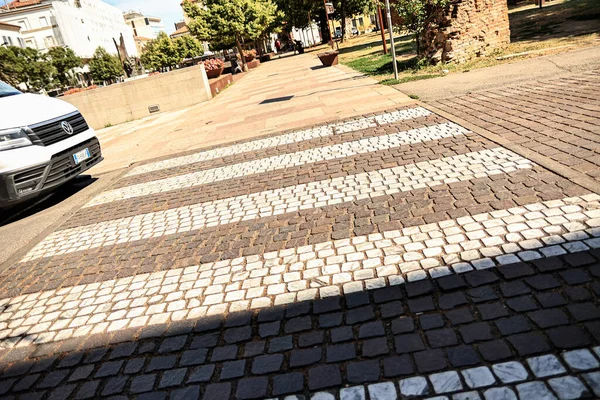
[461,367,496,388]
[527,354,567,378]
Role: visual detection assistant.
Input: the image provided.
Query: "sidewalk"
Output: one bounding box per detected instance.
[92,53,412,174]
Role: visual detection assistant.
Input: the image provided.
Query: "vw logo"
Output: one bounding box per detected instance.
[61,121,74,135]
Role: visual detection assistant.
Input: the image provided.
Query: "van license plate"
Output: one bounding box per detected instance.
[73,148,91,165]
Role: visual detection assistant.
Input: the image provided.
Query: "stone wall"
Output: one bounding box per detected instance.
[420,0,511,64]
[62,65,212,129]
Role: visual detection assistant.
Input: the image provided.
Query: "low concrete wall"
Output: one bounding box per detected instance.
[62,65,213,129]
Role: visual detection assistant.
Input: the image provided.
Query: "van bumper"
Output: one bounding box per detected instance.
[0,137,103,205]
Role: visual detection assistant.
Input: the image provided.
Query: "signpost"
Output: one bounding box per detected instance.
[377,4,387,55]
[384,0,398,79]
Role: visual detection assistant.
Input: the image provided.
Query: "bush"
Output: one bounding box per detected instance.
[203,58,225,71]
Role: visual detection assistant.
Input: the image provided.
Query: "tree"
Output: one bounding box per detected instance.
[273,0,315,30]
[183,0,280,71]
[393,0,451,56]
[47,46,82,87]
[0,46,55,91]
[174,35,204,61]
[331,0,375,42]
[140,33,204,72]
[89,47,123,83]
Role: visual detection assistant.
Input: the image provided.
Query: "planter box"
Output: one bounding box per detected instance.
[206,67,224,79]
[317,51,339,67]
[244,55,255,63]
[247,59,261,69]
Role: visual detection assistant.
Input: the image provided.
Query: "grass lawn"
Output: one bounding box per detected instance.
[308,0,600,84]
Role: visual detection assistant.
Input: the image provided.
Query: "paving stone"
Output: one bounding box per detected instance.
[582,371,600,397]
[547,326,591,349]
[180,349,208,367]
[285,316,312,334]
[447,309,475,325]
[146,356,176,372]
[236,377,269,399]
[252,354,283,374]
[170,386,200,400]
[220,360,246,380]
[224,326,252,343]
[548,376,590,400]
[109,343,137,359]
[406,280,433,297]
[528,309,570,328]
[131,375,156,394]
[420,314,445,330]
[346,292,370,308]
[394,333,425,353]
[299,331,324,347]
[259,321,281,338]
[439,293,468,310]
[38,370,69,389]
[314,298,341,314]
[290,348,322,367]
[347,360,380,383]
[326,343,356,362]
[362,337,390,357]
[462,367,496,388]
[527,354,567,378]
[374,286,403,303]
[358,321,385,338]
[453,391,482,400]
[536,292,567,308]
[391,317,415,334]
[102,376,127,396]
[563,349,600,371]
[506,296,538,312]
[568,302,600,322]
[273,372,304,396]
[346,306,375,324]
[13,374,40,392]
[383,354,414,377]
[459,322,493,343]
[379,301,405,318]
[408,297,435,313]
[516,382,557,400]
[331,326,354,343]
[415,349,447,373]
[308,365,341,390]
[446,345,480,367]
[427,328,458,348]
[68,365,94,382]
[203,383,231,400]
[319,312,343,328]
[49,384,76,400]
[500,281,531,297]
[483,387,517,400]
[268,335,293,353]
[492,361,528,383]
[495,316,531,335]
[187,365,215,383]
[191,333,219,349]
[368,382,398,400]
[243,341,265,358]
[508,332,550,356]
[430,371,462,394]
[399,376,430,396]
[478,340,513,362]
[158,336,188,354]
[74,381,100,399]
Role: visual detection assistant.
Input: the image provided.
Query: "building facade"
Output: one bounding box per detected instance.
[123,10,165,54]
[0,0,137,58]
[0,21,24,47]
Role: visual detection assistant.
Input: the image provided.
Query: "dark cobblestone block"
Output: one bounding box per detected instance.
[0,378,15,395]
[346,292,370,308]
[465,271,498,287]
[131,375,156,394]
[460,322,493,343]
[319,312,343,328]
[95,360,123,378]
[546,326,591,349]
[30,356,57,373]
[563,252,596,267]
[439,293,468,310]
[158,336,187,354]
[383,355,414,377]
[109,343,137,360]
[236,377,268,399]
[257,306,284,323]
[447,345,479,367]
[438,275,467,291]
[406,280,433,297]
[585,321,600,342]
[478,302,509,320]
[308,365,341,390]
[74,380,99,399]
[180,349,208,367]
[362,337,390,357]
[190,333,219,349]
[536,292,567,308]
[525,274,561,290]
[415,349,447,373]
[532,257,565,272]
[38,370,69,389]
[285,316,312,334]
[137,391,167,400]
[252,354,283,374]
[187,365,215,383]
[243,341,265,358]
[286,302,311,318]
[565,287,592,302]
[49,384,76,400]
[392,317,415,334]
[225,311,252,328]
[500,281,531,297]
[374,286,403,303]
[220,360,245,380]
[211,346,238,362]
[326,343,356,362]
[528,309,570,328]
[139,342,157,354]
[468,286,498,303]
[68,365,94,382]
[347,360,380,383]
[568,302,600,322]
[224,326,251,344]
[497,262,535,279]
[170,386,200,400]
[508,332,550,356]
[290,348,322,367]
[447,308,475,325]
[194,315,222,333]
[58,353,83,368]
[146,356,177,373]
[379,301,405,318]
[346,306,375,324]
[507,296,538,312]
[313,298,341,314]
[102,376,127,396]
[259,321,280,338]
[408,296,435,313]
[394,333,425,353]
[124,358,145,374]
[13,374,40,391]
[495,315,531,335]
[268,336,293,353]
[331,326,353,343]
[561,269,591,284]
[273,373,304,396]
[299,331,324,347]
[478,339,513,362]
[203,383,231,400]
[426,328,458,348]
[359,321,385,338]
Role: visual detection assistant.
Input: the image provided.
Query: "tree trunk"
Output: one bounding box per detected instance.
[340,0,346,43]
[236,34,248,72]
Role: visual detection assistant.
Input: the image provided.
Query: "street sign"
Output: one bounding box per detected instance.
[325,2,335,14]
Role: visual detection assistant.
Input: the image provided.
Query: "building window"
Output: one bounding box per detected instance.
[358,17,364,26]
[1,36,7,46]
[18,38,25,48]
[25,38,35,48]
[17,20,28,30]
[39,16,48,26]
[7,36,13,45]
[44,35,55,48]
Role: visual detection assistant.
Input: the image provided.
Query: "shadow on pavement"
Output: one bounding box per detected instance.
[0,247,599,398]
[0,175,98,227]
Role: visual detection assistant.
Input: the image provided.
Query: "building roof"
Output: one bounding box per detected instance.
[0,21,20,31]
[170,24,189,37]
[0,0,43,10]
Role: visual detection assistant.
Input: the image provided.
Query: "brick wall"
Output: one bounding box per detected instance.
[420,0,511,63]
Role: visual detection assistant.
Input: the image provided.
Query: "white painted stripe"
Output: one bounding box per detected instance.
[125,107,433,176]
[86,122,470,207]
[5,195,600,349]
[22,148,533,261]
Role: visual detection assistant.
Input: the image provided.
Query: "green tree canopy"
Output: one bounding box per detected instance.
[47,46,82,87]
[0,46,55,91]
[89,47,123,83]
[393,0,451,56]
[274,0,316,30]
[140,32,204,71]
[331,0,375,42]
[183,0,281,71]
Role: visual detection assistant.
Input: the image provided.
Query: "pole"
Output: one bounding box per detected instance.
[384,0,398,79]
[377,4,387,55]
[323,0,333,43]
[309,12,317,46]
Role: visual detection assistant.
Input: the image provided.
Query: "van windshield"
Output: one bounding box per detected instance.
[0,81,21,98]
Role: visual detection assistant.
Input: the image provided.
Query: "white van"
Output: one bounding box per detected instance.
[0,81,103,206]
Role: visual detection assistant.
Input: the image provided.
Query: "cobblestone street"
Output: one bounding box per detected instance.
[1,86,600,399]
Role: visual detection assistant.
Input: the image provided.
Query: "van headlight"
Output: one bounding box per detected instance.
[0,128,32,151]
